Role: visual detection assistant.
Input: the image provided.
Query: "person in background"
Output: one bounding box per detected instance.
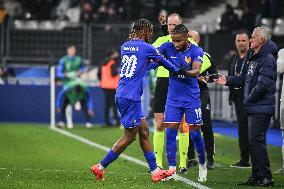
[56,44,85,128]
[56,78,94,129]
[215,26,277,187]
[98,50,120,127]
[274,47,284,175]
[219,3,239,33]
[228,32,252,168]
[186,30,217,170]
[0,65,5,84]
[56,44,84,84]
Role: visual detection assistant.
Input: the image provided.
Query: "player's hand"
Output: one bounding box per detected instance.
[214,75,227,85]
[198,76,207,84]
[177,67,187,75]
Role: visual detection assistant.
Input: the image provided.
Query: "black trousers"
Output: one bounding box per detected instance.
[103,88,119,126]
[248,113,272,180]
[61,98,90,122]
[188,89,215,161]
[233,89,250,163]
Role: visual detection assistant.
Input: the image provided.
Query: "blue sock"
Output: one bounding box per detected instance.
[190,130,206,165]
[144,151,157,171]
[100,149,119,168]
[166,128,178,167]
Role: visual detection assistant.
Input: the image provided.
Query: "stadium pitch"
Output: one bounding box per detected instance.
[0,123,283,189]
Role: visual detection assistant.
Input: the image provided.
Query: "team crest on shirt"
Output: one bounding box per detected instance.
[185,56,191,63]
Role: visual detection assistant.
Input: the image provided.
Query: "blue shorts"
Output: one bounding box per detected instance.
[164,99,203,125]
[116,97,145,129]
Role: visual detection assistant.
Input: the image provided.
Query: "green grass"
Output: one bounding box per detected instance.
[0,123,283,189]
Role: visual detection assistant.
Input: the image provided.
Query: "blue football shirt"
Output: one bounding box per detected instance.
[157,42,204,102]
[116,39,178,101]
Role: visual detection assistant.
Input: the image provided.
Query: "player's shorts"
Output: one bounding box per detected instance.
[164,99,203,125]
[116,97,145,129]
[153,77,169,113]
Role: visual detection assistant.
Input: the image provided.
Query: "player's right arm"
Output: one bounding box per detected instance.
[146,43,181,74]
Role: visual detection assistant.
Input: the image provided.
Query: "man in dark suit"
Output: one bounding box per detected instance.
[228,32,252,168]
[215,26,277,187]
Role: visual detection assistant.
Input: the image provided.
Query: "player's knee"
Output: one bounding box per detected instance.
[141,127,150,138]
[155,120,165,131]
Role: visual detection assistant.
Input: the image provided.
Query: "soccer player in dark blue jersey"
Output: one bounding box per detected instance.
[90,19,188,182]
[157,24,207,182]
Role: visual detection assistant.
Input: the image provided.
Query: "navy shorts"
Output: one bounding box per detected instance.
[116,97,145,129]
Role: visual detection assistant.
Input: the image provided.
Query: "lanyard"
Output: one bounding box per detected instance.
[234,54,247,76]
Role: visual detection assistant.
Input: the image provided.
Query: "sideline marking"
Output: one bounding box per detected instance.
[51,127,211,189]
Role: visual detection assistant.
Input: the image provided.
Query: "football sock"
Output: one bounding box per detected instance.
[179,132,189,168]
[166,128,178,167]
[144,151,157,172]
[100,149,119,168]
[153,130,165,168]
[190,130,206,165]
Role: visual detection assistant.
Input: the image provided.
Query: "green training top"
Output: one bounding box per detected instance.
[66,78,88,104]
[152,35,211,77]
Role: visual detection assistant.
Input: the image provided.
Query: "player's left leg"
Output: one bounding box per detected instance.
[80,99,93,128]
[91,97,141,180]
[185,103,207,182]
[91,126,139,180]
[138,118,175,182]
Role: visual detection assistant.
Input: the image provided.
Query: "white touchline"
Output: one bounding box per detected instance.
[51,127,211,189]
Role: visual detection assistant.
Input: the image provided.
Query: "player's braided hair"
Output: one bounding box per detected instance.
[171,24,188,35]
[128,19,153,40]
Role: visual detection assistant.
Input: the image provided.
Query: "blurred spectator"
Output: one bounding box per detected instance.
[97,50,120,127]
[274,48,284,175]
[158,9,168,36]
[66,1,81,23]
[219,4,239,33]
[228,32,252,168]
[56,78,94,129]
[0,1,8,23]
[56,44,84,84]
[3,0,22,19]
[55,0,71,20]
[0,65,15,84]
[80,0,96,22]
[239,5,255,34]
[0,65,5,84]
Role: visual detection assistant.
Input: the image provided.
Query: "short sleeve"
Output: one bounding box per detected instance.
[192,47,204,63]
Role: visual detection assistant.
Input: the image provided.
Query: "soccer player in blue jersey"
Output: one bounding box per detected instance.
[90,19,188,182]
[157,24,207,182]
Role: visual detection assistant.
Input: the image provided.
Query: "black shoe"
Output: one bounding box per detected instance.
[230,160,250,168]
[258,178,274,187]
[207,160,215,170]
[179,167,188,174]
[187,159,198,168]
[237,176,260,186]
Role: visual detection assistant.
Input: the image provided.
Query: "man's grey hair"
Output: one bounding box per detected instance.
[256,26,272,41]
[167,13,182,23]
